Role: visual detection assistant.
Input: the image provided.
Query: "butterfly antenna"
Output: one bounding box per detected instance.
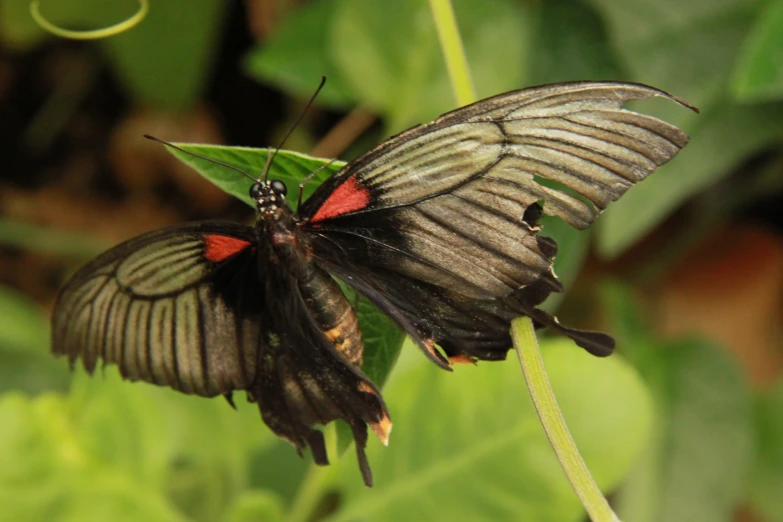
[143,135,258,183]
[262,76,327,182]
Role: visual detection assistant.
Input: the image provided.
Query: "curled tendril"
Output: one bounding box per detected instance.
[30,0,149,40]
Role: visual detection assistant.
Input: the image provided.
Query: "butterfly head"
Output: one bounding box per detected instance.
[250,180,288,217]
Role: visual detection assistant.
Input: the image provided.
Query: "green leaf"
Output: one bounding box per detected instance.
[527,0,623,85]
[0,392,189,522]
[328,339,653,522]
[245,440,310,508]
[164,143,344,208]
[0,393,68,522]
[0,286,49,355]
[651,340,753,522]
[69,367,276,486]
[100,0,225,111]
[0,286,70,394]
[0,218,109,260]
[330,0,531,130]
[243,0,356,108]
[748,379,783,522]
[353,295,405,389]
[539,215,591,314]
[597,99,783,258]
[64,366,276,520]
[585,0,776,257]
[54,481,190,522]
[599,281,657,358]
[0,373,285,522]
[224,490,285,522]
[587,0,754,112]
[604,284,754,522]
[0,0,48,49]
[330,0,438,127]
[732,0,783,102]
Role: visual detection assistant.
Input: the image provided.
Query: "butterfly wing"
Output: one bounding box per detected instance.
[302,81,693,230]
[257,255,389,486]
[52,222,262,395]
[52,221,389,486]
[300,82,693,363]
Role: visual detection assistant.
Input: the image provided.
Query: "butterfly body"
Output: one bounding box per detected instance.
[250,179,365,365]
[52,81,696,486]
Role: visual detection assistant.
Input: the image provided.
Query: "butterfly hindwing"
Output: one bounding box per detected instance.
[53,222,262,396]
[257,256,390,485]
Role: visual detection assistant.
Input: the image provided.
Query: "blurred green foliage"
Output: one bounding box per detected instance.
[750,380,783,522]
[604,283,754,522]
[1,0,224,110]
[0,337,652,522]
[1,0,783,521]
[0,287,70,395]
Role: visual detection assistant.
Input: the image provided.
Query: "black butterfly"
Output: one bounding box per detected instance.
[52,82,694,486]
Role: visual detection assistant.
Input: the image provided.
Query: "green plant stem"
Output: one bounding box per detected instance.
[511,317,621,522]
[285,462,334,522]
[30,0,149,40]
[427,0,476,106]
[286,425,338,522]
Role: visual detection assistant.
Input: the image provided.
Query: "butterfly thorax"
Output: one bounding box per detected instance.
[250,180,307,271]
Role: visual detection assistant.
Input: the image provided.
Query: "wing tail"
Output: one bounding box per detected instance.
[255,263,392,487]
[252,333,390,487]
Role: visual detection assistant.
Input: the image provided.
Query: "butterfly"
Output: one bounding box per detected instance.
[52,81,694,486]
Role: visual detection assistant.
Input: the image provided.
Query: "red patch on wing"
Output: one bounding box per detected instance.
[204,235,252,262]
[311,176,371,222]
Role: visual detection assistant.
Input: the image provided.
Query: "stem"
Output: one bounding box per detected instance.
[286,424,339,522]
[285,463,334,522]
[427,0,476,106]
[30,0,149,40]
[511,317,621,522]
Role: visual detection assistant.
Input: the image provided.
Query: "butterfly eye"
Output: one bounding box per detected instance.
[249,182,262,200]
[270,180,287,196]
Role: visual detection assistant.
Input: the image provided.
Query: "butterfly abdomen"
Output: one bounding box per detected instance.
[299,264,363,368]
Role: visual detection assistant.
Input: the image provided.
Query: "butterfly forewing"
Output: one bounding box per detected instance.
[53,222,261,396]
[302,82,691,228]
